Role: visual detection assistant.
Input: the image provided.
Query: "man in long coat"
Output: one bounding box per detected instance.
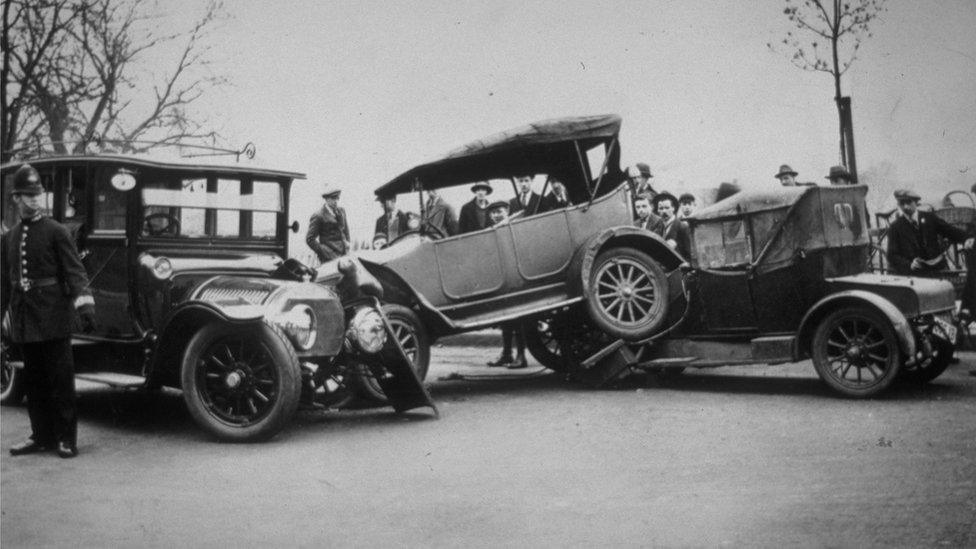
[306,184,350,263]
[422,189,458,237]
[3,164,96,458]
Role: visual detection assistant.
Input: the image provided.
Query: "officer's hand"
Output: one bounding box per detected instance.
[80,307,97,333]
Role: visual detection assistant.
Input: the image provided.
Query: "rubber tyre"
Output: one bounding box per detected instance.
[523,315,568,372]
[181,321,301,442]
[353,304,430,403]
[899,334,953,384]
[585,247,670,341]
[812,307,902,398]
[0,342,25,406]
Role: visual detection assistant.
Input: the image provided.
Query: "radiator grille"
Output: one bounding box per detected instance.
[199,287,271,305]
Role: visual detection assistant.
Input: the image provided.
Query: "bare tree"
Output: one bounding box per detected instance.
[1,0,226,162]
[769,0,887,167]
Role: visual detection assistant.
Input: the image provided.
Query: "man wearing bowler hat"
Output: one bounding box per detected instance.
[825,165,852,185]
[306,183,350,263]
[374,192,410,244]
[886,188,972,276]
[775,164,799,186]
[3,164,96,459]
[458,181,493,234]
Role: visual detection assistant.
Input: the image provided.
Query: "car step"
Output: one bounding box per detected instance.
[74,372,147,388]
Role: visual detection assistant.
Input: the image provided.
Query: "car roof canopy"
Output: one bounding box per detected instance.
[688,185,870,273]
[375,114,623,196]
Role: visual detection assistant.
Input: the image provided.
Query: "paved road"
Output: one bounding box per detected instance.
[2,345,975,548]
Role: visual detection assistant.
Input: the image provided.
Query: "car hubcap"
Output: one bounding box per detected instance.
[595,259,657,326]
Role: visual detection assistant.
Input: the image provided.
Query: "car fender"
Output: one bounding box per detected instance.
[568,226,684,295]
[796,290,915,360]
[147,302,265,386]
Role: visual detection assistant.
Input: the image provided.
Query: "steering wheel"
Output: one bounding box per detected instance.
[144,213,181,236]
[386,230,423,247]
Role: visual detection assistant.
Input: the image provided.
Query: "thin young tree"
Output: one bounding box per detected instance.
[769,0,887,168]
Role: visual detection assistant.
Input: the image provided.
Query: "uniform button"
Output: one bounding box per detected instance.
[22,259,27,266]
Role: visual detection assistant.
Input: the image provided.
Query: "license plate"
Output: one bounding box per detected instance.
[933,315,957,343]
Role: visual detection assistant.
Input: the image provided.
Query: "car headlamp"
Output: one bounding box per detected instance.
[346,307,387,354]
[274,304,317,350]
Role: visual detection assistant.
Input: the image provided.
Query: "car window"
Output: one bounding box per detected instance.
[694,220,752,269]
[142,176,282,239]
[93,168,128,232]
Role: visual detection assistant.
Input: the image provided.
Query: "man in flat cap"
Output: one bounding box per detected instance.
[775,164,799,186]
[886,188,972,276]
[306,183,350,263]
[3,164,96,459]
[825,165,852,185]
[458,181,493,234]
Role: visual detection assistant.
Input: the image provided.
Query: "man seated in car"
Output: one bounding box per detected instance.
[458,182,493,233]
[374,192,410,243]
[509,173,541,216]
[540,174,572,212]
[653,192,691,260]
[487,200,511,227]
[633,194,663,233]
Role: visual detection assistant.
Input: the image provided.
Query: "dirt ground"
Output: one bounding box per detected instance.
[2,344,975,548]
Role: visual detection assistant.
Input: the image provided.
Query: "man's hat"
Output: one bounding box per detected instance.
[470,182,493,194]
[678,192,696,204]
[893,189,921,202]
[321,183,341,198]
[488,200,509,212]
[376,191,396,202]
[652,192,679,209]
[635,163,652,178]
[775,164,798,179]
[825,165,851,180]
[11,164,43,195]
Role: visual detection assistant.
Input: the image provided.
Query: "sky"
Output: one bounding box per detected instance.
[146,0,976,252]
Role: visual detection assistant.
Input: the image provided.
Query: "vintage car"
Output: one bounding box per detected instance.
[0,154,435,441]
[346,114,958,398]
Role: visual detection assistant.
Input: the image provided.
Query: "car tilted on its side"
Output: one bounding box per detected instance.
[1,154,434,441]
[343,114,958,398]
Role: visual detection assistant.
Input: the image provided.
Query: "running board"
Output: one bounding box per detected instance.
[75,372,147,388]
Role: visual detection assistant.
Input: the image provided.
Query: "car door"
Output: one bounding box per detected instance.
[433,228,505,299]
[508,209,574,282]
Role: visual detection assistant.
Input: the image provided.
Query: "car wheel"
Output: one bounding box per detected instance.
[585,247,669,341]
[353,304,430,403]
[899,333,953,384]
[811,307,902,398]
[0,340,25,406]
[523,315,568,372]
[181,321,302,442]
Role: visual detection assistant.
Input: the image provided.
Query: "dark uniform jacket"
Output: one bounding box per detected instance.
[1,216,90,343]
[657,218,692,261]
[458,198,490,234]
[509,192,542,217]
[374,210,411,242]
[886,211,969,275]
[306,204,349,263]
[423,197,458,237]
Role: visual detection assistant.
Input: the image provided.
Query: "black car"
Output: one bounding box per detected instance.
[1,154,434,441]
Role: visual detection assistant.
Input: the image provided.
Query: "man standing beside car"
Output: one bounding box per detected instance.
[422,188,458,237]
[458,182,493,233]
[374,192,410,243]
[3,164,96,459]
[653,192,692,260]
[633,194,663,233]
[887,189,972,276]
[508,174,541,216]
[306,184,350,263]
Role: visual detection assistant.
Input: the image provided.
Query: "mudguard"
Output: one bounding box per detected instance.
[569,226,684,296]
[357,298,437,415]
[796,289,916,359]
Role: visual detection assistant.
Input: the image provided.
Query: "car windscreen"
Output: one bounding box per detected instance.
[141,176,282,239]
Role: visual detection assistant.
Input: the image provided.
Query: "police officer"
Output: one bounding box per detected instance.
[2,164,96,458]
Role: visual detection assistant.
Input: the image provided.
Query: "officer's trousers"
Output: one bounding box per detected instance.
[21,338,77,446]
